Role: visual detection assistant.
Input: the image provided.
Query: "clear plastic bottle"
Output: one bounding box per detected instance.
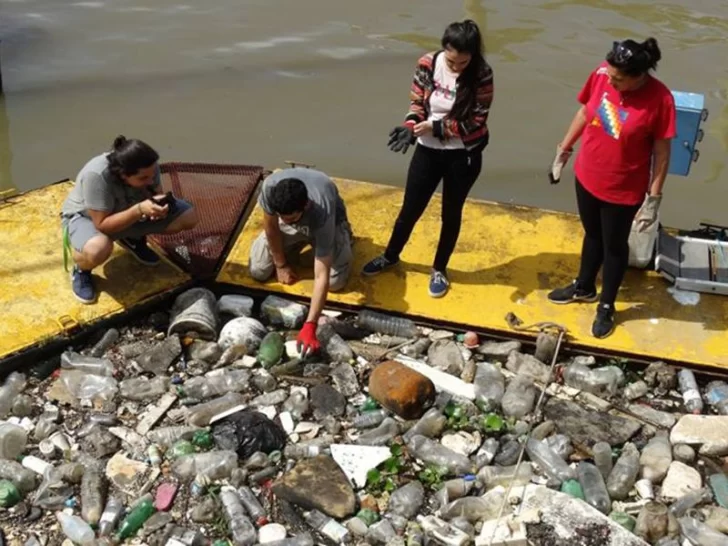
[356,310,419,338]
[501,376,536,418]
[317,323,354,362]
[477,464,533,490]
[705,381,728,415]
[304,509,350,543]
[120,375,170,401]
[261,295,308,329]
[283,444,330,460]
[352,409,389,429]
[0,372,27,417]
[61,350,115,377]
[562,364,624,397]
[402,408,447,443]
[251,389,288,407]
[356,417,399,446]
[544,434,574,461]
[220,487,257,546]
[435,478,475,507]
[0,423,28,460]
[98,496,125,536]
[578,462,611,514]
[80,467,105,525]
[406,435,475,475]
[473,363,505,412]
[282,391,309,421]
[90,328,120,357]
[147,426,201,447]
[56,511,95,545]
[678,516,728,546]
[526,438,576,483]
[0,459,37,493]
[439,487,505,523]
[606,442,640,500]
[640,432,673,484]
[60,369,118,402]
[263,534,315,546]
[388,481,425,519]
[623,380,649,401]
[592,442,613,479]
[171,450,239,481]
[237,486,268,526]
[677,369,703,414]
[33,407,60,441]
[669,487,713,517]
[180,369,251,400]
[186,392,246,427]
[473,438,500,469]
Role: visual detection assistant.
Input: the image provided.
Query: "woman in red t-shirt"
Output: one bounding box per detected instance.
[547,37,676,339]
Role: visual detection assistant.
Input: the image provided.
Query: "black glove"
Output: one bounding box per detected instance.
[388,126,415,154]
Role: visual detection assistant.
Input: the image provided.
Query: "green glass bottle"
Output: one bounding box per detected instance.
[191,430,214,450]
[0,480,20,508]
[609,511,636,532]
[169,440,196,459]
[116,494,155,540]
[560,479,585,500]
[257,332,285,368]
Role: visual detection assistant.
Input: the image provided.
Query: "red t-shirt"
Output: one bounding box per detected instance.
[574,62,677,205]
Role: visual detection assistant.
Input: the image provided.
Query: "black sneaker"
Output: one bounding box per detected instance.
[71,266,96,304]
[361,254,399,276]
[592,303,616,338]
[547,279,598,304]
[117,237,160,266]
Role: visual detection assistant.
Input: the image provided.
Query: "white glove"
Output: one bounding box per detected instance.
[549,144,572,184]
[635,194,662,232]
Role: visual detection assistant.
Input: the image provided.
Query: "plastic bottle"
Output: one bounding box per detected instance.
[304,509,350,543]
[402,408,447,443]
[473,438,500,469]
[0,459,37,493]
[116,493,156,541]
[578,462,611,514]
[592,442,613,479]
[12,394,33,417]
[263,534,315,546]
[473,363,505,412]
[80,467,105,525]
[221,486,257,546]
[61,350,115,376]
[99,496,125,536]
[623,380,649,401]
[561,479,585,500]
[406,435,474,475]
[708,473,728,508]
[436,478,475,507]
[186,392,246,427]
[477,464,533,490]
[163,526,211,546]
[0,422,28,460]
[119,375,170,401]
[237,486,268,526]
[356,310,419,338]
[705,381,728,415]
[261,295,308,329]
[388,481,425,519]
[439,487,505,523]
[258,332,285,368]
[606,442,641,500]
[90,328,120,357]
[356,417,399,446]
[283,445,330,460]
[172,450,239,481]
[562,364,624,397]
[525,438,576,483]
[635,502,679,544]
[669,487,713,517]
[501,376,536,419]
[416,514,470,546]
[0,372,27,417]
[180,369,252,400]
[60,369,118,402]
[317,323,355,362]
[678,516,728,546]
[282,391,309,420]
[56,511,95,545]
[677,369,703,414]
[401,337,432,358]
[147,426,201,448]
[33,407,60,441]
[640,432,673,484]
[544,434,574,461]
[352,409,389,429]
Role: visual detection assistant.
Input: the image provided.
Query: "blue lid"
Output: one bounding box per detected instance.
[671,90,705,110]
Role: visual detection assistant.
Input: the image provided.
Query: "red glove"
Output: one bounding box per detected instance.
[296,321,320,358]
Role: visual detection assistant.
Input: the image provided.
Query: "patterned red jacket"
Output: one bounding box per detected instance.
[403,51,494,150]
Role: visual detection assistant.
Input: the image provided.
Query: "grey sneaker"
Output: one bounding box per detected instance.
[547,279,598,304]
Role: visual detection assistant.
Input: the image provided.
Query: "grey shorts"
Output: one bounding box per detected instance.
[62,198,193,252]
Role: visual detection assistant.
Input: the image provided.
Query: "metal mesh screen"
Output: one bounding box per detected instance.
[149,162,264,278]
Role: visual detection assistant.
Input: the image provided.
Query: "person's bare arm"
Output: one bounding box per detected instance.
[649,138,671,196]
[263,211,298,284]
[306,255,332,324]
[88,200,167,234]
[559,105,588,151]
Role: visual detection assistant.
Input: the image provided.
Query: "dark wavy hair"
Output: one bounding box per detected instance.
[441,19,487,122]
[269,178,308,215]
[606,37,662,77]
[107,135,159,179]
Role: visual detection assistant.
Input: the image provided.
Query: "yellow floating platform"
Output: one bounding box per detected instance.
[0,182,190,360]
[218,177,728,371]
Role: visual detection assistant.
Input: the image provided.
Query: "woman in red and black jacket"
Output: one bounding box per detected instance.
[361,19,494,298]
[548,37,676,339]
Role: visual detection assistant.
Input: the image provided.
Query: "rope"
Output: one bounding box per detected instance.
[484,315,568,546]
[62,224,72,272]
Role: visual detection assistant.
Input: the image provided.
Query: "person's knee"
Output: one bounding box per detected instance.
[81,235,113,266]
[249,263,273,282]
[329,270,350,292]
[166,207,198,234]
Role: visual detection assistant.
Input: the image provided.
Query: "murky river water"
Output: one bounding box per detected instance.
[1,0,727,227]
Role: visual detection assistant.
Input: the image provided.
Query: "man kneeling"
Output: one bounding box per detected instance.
[250,167,353,356]
[61,135,198,304]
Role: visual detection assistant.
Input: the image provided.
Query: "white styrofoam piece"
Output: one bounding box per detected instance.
[329,444,392,489]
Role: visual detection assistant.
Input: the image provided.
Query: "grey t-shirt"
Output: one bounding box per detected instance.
[258,168,348,258]
[61,153,160,218]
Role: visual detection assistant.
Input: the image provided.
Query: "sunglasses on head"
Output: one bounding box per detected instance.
[611,41,636,63]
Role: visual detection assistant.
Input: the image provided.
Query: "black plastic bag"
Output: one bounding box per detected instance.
[211,408,287,460]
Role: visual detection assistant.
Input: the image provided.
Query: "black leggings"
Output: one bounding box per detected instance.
[575,178,640,306]
[384,143,484,271]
